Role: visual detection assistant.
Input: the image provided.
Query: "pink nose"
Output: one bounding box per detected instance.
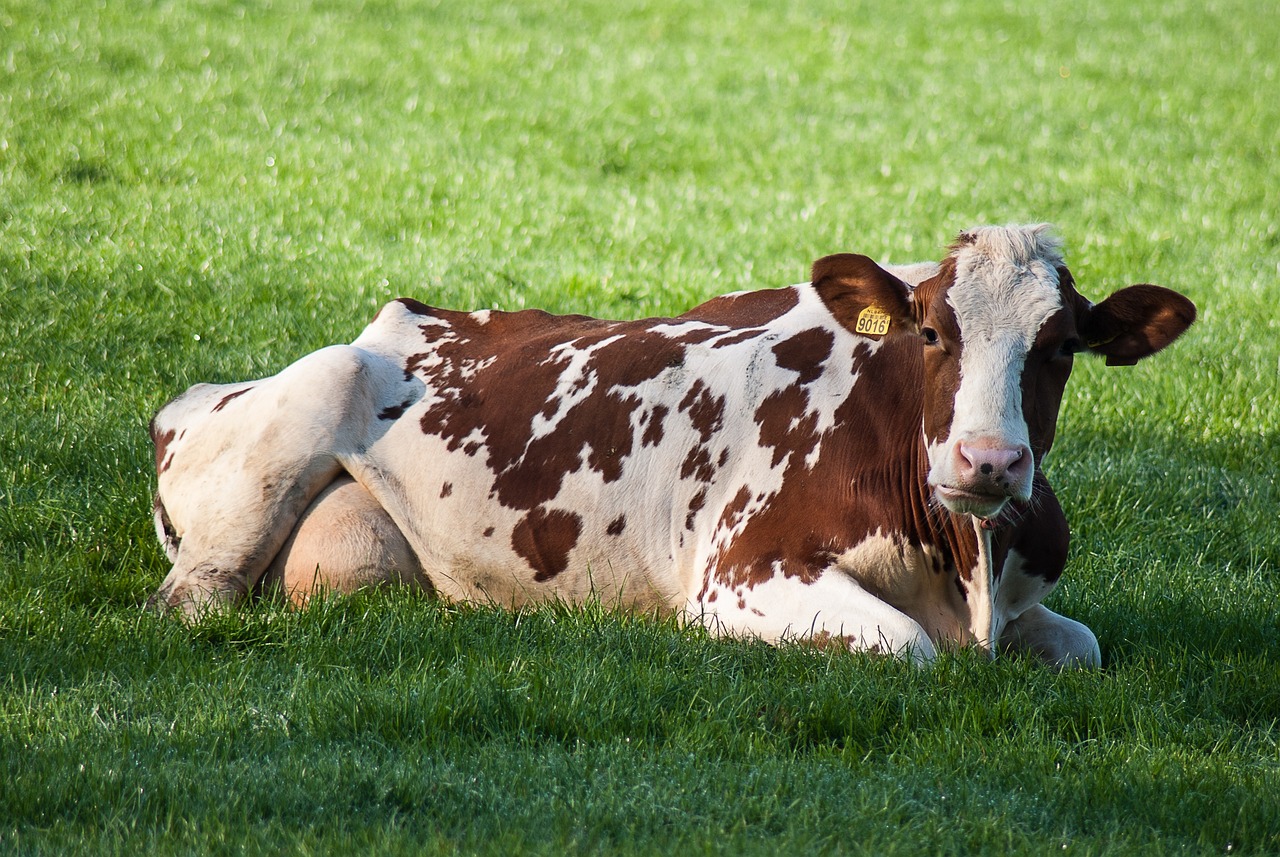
[955,442,1031,487]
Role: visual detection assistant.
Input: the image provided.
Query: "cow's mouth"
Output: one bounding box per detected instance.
[935,485,1010,518]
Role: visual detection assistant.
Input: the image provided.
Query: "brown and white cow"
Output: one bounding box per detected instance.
[148,224,1195,666]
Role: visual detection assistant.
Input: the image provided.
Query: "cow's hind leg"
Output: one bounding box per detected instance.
[148,345,395,618]
[256,476,429,606]
[149,455,343,617]
[1000,603,1101,668]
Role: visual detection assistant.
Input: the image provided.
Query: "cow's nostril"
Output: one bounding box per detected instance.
[957,442,1030,483]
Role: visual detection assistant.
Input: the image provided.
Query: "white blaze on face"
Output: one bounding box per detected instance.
[928,226,1065,509]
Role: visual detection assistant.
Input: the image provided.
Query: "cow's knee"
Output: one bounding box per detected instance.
[1001,604,1101,668]
[875,617,938,665]
[258,476,427,606]
[693,572,938,665]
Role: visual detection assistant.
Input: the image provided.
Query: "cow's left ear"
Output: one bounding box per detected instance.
[811,254,916,338]
[1079,284,1197,366]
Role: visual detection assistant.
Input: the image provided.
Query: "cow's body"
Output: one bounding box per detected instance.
[149,225,1194,665]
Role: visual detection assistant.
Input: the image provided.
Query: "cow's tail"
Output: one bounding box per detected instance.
[148,409,182,562]
[153,494,181,562]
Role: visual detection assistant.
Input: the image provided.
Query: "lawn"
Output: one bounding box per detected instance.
[2,0,1278,853]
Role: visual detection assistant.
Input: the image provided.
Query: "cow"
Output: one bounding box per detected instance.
[148,224,1195,666]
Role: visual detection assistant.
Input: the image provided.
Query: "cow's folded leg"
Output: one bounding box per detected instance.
[1000,603,1101,668]
[692,570,937,664]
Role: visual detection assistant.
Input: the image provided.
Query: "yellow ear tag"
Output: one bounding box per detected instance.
[855,305,891,336]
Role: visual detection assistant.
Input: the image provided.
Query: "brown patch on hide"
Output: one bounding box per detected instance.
[212,387,252,413]
[771,327,834,385]
[511,507,583,582]
[641,405,668,447]
[151,425,177,474]
[685,489,707,531]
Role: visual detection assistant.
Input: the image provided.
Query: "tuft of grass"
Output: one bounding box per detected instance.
[3,0,1279,853]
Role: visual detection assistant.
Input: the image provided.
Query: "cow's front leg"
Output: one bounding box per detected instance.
[1000,603,1101,668]
[691,570,937,664]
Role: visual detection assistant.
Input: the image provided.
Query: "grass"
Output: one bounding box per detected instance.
[2,0,1278,852]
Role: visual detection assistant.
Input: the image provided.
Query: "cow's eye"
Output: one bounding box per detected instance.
[921,328,940,346]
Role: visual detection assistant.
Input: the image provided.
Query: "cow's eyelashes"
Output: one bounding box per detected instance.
[921,328,940,346]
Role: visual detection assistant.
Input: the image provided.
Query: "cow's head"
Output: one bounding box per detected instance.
[813,224,1196,521]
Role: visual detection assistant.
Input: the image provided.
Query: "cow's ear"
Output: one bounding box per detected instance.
[1079,284,1196,366]
[811,254,916,338]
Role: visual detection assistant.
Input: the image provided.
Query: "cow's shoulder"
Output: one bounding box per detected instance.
[677,285,802,329]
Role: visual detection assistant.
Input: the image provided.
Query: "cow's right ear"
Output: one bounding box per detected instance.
[811,254,916,339]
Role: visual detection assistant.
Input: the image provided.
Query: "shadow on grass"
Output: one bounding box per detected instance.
[1046,419,1279,673]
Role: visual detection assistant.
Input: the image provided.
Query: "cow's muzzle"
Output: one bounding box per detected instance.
[934,440,1033,518]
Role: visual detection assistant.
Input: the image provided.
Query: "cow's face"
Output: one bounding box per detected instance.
[813,225,1196,522]
[914,227,1075,518]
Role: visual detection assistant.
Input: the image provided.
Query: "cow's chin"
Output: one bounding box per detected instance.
[934,485,1011,520]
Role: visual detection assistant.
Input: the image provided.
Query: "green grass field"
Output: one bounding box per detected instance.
[3,0,1278,852]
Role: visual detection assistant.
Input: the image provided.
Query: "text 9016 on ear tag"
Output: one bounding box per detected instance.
[855,305,891,336]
